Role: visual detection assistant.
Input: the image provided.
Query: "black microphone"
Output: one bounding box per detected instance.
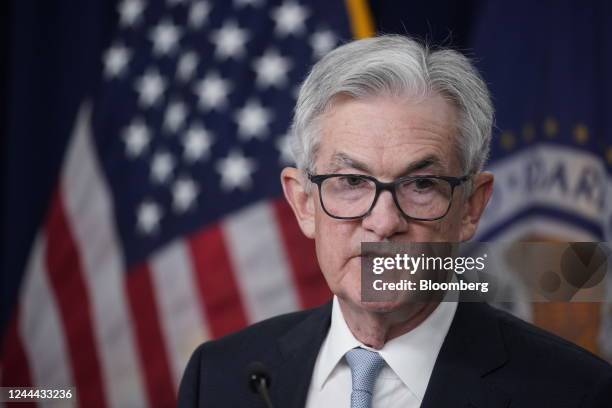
[246,361,275,408]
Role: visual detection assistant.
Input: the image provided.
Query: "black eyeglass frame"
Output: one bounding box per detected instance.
[307,172,471,221]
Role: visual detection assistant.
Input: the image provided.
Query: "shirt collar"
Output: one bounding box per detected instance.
[313,296,457,401]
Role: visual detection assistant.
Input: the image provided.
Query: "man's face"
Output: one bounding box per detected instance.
[281,92,493,312]
[311,94,467,310]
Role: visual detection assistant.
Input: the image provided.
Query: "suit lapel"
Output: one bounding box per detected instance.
[421,302,511,408]
[267,301,332,408]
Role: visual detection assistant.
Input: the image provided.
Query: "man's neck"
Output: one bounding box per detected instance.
[337,298,440,349]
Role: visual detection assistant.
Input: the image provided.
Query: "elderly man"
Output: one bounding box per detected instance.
[178,35,612,407]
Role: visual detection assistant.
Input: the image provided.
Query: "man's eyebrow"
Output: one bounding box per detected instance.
[327,153,372,173]
[326,152,444,175]
[401,155,444,175]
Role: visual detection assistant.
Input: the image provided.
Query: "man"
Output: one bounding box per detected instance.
[178,35,612,407]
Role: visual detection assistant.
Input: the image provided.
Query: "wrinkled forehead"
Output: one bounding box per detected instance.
[314,93,462,177]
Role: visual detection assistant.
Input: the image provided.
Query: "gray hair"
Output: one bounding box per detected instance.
[289,34,493,177]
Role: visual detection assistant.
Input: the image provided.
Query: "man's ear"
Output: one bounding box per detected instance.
[280,167,316,238]
[460,171,494,241]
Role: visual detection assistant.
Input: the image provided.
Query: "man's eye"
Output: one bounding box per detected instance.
[340,176,365,186]
[414,178,435,190]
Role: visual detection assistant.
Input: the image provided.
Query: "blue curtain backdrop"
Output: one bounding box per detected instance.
[1,0,116,334]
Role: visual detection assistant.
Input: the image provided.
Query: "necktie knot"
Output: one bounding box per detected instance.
[345,347,385,408]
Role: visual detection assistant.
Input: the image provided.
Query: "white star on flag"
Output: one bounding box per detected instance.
[149,19,182,56]
[103,44,131,79]
[135,69,167,107]
[216,150,257,191]
[234,99,273,140]
[253,49,292,88]
[194,71,232,111]
[189,1,211,29]
[176,51,199,82]
[118,0,145,27]
[151,151,175,184]
[271,1,309,36]
[310,29,337,58]
[183,123,214,162]
[275,133,294,165]
[163,100,188,133]
[210,20,250,60]
[122,119,151,158]
[167,0,188,6]
[234,0,264,8]
[172,178,199,212]
[137,200,163,234]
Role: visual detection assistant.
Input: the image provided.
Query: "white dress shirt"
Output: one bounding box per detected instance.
[305,296,457,408]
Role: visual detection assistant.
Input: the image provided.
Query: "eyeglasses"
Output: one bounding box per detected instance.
[307,173,470,221]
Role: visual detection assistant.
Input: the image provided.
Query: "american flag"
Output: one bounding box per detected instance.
[0,0,356,406]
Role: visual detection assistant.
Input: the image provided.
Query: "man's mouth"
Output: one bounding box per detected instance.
[358,249,394,258]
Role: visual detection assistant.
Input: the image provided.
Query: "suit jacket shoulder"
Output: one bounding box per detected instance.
[194,306,318,361]
[422,302,612,408]
[178,302,332,408]
[493,304,612,406]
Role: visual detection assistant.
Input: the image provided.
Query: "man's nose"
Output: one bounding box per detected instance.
[361,190,407,239]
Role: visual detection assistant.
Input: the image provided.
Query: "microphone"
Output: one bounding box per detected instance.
[246,361,275,408]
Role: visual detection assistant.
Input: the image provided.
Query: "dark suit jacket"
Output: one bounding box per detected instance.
[178,301,612,407]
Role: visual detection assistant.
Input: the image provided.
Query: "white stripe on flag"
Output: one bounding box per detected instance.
[20,236,75,404]
[62,103,148,408]
[150,240,210,389]
[223,201,299,323]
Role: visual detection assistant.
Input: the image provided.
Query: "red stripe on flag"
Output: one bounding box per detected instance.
[188,224,248,337]
[272,198,331,308]
[126,263,176,408]
[45,190,108,408]
[1,310,36,408]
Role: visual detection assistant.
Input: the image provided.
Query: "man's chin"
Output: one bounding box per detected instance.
[340,290,409,313]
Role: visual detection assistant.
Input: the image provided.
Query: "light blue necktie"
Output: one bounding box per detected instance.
[345,347,385,408]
